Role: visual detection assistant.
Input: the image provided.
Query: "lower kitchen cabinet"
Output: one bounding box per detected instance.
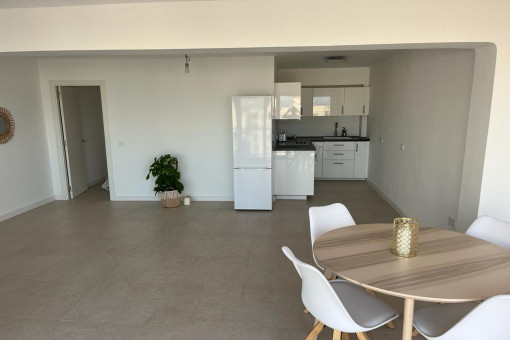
[323,159,355,178]
[273,150,315,198]
[354,142,369,178]
[320,141,369,180]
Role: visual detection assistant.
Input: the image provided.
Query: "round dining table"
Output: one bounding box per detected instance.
[313,223,510,340]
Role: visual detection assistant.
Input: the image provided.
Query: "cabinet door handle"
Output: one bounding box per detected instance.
[334,153,344,155]
[334,144,344,146]
[334,162,344,165]
[363,105,365,114]
[342,105,344,114]
[356,144,358,152]
[301,105,303,116]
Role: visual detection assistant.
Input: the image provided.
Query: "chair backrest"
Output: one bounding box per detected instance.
[281,246,360,332]
[465,215,510,250]
[439,295,510,340]
[309,203,355,268]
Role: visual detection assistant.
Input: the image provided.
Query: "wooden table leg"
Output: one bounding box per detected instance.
[402,298,415,340]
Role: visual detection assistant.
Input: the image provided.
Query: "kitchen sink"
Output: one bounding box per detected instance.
[323,136,354,140]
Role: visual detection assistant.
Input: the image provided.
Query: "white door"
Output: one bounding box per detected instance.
[344,87,368,116]
[354,142,369,179]
[234,169,272,210]
[273,151,314,196]
[232,96,272,169]
[312,142,323,178]
[58,86,88,198]
[312,88,344,116]
[274,82,301,120]
[301,87,313,117]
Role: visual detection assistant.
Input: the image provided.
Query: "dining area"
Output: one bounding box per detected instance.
[284,203,510,340]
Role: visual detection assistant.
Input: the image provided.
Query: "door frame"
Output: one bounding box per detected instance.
[49,80,114,200]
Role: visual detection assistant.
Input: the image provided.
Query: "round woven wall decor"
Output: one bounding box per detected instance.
[0,107,15,144]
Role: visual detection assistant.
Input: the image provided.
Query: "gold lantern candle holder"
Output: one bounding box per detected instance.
[391,217,419,258]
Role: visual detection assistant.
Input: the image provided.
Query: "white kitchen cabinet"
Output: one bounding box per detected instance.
[312,141,323,178]
[273,150,315,199]
[344,87,370,116]
[354,142,369,179]
[312,88,344,116]
[323,160,355,178]
[321,141,369,179]
[274,82,301,120]
[323,142,355,151]
[301,87,313,117]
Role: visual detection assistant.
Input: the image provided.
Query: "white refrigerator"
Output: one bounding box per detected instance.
[232,96,273,210]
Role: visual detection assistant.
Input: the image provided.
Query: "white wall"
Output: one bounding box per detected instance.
[279,116,361,137]
[0,0,509,223]
[456,45,496,231]
[368,49,475,229]
[0,58,53,221]
[277,68,370,86]
[38,56,275,201]
[77,86,107,185]
[278,67,368,137]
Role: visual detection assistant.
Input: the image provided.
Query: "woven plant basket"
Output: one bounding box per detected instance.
[160,190,181,208]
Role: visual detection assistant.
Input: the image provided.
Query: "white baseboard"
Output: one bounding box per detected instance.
[192,196,233,201]
[111,196,159,201]
[275,195,307,200]
[366,179,406,216]
[111,195,234,202]
[0,196,55,223]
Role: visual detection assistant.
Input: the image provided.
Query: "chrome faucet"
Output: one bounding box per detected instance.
[334,122,338,137]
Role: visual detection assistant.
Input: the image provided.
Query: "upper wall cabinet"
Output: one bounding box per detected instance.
[309,86,370,117]
[312,88,344,116]
[344,87,370,116]
[301,87,313,117]
[274,82,302,120]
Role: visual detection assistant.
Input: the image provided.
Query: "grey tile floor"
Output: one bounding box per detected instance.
[0,181,426,339]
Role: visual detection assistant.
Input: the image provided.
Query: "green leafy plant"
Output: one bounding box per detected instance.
[146,154,184,194]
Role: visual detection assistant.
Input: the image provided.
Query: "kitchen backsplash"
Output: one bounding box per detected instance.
[278,116,364,137]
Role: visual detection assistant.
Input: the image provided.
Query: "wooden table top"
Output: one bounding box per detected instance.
[313,223,510,303]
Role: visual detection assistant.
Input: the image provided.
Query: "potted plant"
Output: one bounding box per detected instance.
[146,154,184,208]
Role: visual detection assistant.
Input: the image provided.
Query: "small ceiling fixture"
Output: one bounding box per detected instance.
[324,56,348,63]
[184,54,191,73]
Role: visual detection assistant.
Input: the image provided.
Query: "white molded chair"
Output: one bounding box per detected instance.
[465,215,510,250]
[309,203,356,269]
[282,246,398,340]
[413,295,510,339]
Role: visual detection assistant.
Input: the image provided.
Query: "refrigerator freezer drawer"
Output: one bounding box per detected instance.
[234,169,272,210]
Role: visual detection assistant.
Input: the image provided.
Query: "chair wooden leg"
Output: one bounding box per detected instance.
[365,289,395,329]
[305,321,324,340]
[341,333,350,340]
[412,329,420,337]
[356,332,369,340]
[332,329,342,340]
[304,308,309,313]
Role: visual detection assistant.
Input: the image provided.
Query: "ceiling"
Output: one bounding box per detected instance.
[0,0,210,9]
[275,50,401,69]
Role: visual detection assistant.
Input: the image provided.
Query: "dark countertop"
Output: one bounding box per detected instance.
[309,136,371,142]
[273,144,316,151]
[272,136,370,151]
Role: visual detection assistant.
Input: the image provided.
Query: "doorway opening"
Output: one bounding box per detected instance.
[56,86,109,199]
